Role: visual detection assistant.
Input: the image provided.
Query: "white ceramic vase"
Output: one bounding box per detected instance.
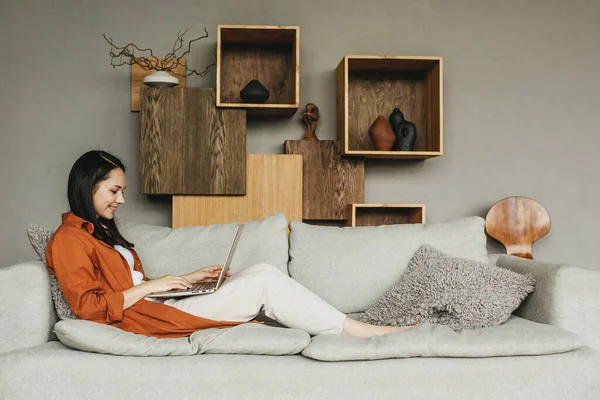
[143,70,179,88]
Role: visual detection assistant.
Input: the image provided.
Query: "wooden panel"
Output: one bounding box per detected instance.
[140,88,246,195]
[284,140,364,220]
[348,204,425,227]
[172,154,302,229]
[131,58,186,112]
[347,56,440,71]
[220,25,297,43]
[140,88,184,193]
[216,25,299,117]
[181,89,246,194]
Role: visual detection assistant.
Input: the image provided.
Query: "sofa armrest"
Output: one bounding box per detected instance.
[0,260,57,354]
[497,255,600,352]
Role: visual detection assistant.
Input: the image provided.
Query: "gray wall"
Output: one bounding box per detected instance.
[1,0,599,270]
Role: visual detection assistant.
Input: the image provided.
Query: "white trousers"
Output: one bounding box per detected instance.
[162,263,347,335]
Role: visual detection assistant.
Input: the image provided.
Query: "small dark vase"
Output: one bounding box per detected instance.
[368,116,396,151]
[389,108,417,151]
[240,80,270,103]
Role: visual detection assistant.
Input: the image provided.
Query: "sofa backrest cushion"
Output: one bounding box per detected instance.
[116,212,290,277]
[288,217,489,314]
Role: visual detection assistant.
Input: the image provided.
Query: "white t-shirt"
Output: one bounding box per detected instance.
[114,245,156,302]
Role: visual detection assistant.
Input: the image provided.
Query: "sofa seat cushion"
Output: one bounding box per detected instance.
[288,216,489,314]
[1,341,598,400]
[116,212,289,277]
[302,316,582,361]
[54,320,310,356]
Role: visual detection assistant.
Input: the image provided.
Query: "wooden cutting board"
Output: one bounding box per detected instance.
[284,140,364,220]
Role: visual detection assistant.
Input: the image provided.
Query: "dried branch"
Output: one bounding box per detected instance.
[102,28,214,77]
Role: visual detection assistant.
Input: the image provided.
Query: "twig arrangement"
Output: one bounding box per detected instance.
[102,28,215,77]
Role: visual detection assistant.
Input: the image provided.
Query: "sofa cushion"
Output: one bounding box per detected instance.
[0,261,58,354]
[26,224,78,320]
[116,212,289,277]
[288,217,489,314]
[361,245,536,330]
[54,320,310,356]
[2,339,598,400]
[302,316,582,361]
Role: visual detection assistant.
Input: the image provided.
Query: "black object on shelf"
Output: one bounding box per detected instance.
[389,108,417,151]
[240,80,270,103]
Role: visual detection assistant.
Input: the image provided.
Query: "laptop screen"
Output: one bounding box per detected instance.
[215,224,244,288]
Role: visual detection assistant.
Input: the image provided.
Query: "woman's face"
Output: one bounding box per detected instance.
[93,168,126,219]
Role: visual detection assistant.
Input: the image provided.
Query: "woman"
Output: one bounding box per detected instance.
[46,150,416,339]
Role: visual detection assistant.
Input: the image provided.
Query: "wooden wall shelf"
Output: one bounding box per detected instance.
[216,25,299,118]
[336,55,443,159]
[347,204,425,227]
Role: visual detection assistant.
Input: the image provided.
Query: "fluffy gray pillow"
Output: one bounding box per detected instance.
[26,224,78,320]
[361,244,536,330]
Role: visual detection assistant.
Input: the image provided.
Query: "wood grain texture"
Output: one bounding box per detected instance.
[337,55,443,159]
[217,25,299,117]
[140,87,246,195]
[172,154,302,229]
[131,58,186,112]
[284,140,364,220]
[348,69,426,151]
[348,204,425,227]
[485,196,551,259]
[220,43,294,104]
[336,58,348,153]
[140,88,184,193]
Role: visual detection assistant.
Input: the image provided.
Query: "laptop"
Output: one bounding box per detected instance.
[147,224,244,298]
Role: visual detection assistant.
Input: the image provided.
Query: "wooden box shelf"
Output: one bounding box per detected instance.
[336,55,443,159]
[217,25,299,118]
[347,204,425,227]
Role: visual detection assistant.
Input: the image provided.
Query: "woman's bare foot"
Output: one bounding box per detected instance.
[341,317,419,339]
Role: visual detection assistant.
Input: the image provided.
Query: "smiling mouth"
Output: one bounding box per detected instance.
[108,206,117,212]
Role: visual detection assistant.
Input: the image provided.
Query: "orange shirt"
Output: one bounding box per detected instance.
[45,212,244,338]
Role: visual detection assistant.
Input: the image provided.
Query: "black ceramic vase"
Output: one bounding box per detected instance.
[389,108,417,151]
[240,80,270,103]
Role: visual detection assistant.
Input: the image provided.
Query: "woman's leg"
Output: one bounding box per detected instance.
[164,263,346,335]
[164,263,417,337]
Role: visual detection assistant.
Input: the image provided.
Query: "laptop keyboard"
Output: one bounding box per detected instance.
[174,281,217,292]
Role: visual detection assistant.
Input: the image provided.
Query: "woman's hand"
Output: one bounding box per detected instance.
[145,275,193,294]
[181,265,231,284]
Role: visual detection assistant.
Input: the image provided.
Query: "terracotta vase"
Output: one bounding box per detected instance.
[368,116,396,151]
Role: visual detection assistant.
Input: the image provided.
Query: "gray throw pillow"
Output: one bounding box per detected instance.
[26,224,78,320]
[361,244,536,330]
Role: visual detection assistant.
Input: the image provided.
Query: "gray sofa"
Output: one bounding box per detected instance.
[1,214,599,400]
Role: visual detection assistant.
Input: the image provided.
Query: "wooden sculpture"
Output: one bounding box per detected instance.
[303,103,319,140]
[485,196,551,259]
